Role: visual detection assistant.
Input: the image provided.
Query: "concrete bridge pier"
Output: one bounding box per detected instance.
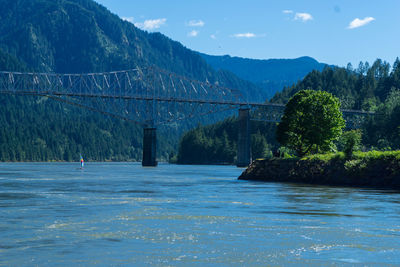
[237,107,251,167]
[142,127,158,167]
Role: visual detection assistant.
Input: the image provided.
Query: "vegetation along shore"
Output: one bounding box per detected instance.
[239,151,400,189]
[238,88,400,189]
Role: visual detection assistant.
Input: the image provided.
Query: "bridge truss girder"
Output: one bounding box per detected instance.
[0,68,245,126]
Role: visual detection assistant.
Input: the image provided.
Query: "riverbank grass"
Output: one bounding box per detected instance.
[302,150,400,161]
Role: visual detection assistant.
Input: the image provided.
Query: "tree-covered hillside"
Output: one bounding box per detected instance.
[272,59,398,110]
[177,58,400,164]
[177,118,277,164]
[0,0,266,162]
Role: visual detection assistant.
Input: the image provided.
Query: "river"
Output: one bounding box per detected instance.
[0,163,399,266]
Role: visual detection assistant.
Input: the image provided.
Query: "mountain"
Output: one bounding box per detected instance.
[200,54,329,99]
[0,0,268,162]
[0,0,265,101]
[0,0,355,163]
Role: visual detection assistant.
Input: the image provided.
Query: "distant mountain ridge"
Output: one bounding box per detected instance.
[200,54,329,98]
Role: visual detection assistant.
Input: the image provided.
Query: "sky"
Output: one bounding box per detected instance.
[94,0,400,68]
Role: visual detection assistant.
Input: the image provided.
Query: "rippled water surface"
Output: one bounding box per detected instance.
[1,163,400,266]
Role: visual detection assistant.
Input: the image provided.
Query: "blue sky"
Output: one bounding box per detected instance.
[95,0,400,67]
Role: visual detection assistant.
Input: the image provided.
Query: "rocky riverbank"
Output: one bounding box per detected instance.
[239,151,400,189]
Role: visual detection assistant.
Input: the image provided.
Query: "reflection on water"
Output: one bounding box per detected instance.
[0,162,400,266]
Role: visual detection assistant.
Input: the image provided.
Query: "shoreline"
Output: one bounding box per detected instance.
[239,151,400,189]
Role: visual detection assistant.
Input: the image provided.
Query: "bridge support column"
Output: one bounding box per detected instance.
[142,127,157,167]
[237,108,251,167]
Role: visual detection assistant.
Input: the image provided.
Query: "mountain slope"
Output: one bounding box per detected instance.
[200,54,328,98]
[0,0,264,101]
[0,47,179,161]
[0,0,267,162]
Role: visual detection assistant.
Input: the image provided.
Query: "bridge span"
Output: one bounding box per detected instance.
[0,67,373,167]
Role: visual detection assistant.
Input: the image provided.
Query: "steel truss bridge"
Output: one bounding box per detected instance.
[0,66,373,167]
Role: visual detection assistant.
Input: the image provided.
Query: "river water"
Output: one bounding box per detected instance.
[0,163,399,266]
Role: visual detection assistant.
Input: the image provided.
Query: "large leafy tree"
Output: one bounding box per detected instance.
[276,90,345,156]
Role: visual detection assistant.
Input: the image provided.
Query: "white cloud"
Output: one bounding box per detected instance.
[232,33,256,38]
[188,30,199,37]
[231,33,266,38]
[210,34,217,39]
[347,17,375,29]
[134,18,167,31]
[122,17,134,23]
[294,12,313,22]
[187,20,205,27]
[283,10,293,14]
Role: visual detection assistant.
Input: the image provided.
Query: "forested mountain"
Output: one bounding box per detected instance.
[0,0,262,100]
[0,47,178,161]
[201,54,328,99]
[177,58,400,164]
[0,0,265,162]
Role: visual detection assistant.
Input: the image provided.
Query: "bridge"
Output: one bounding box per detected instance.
[0,66,373,167]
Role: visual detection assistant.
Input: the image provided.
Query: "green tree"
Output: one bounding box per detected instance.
[276,90,345,156]
[251,130,270,159]
[339,130,362,159]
